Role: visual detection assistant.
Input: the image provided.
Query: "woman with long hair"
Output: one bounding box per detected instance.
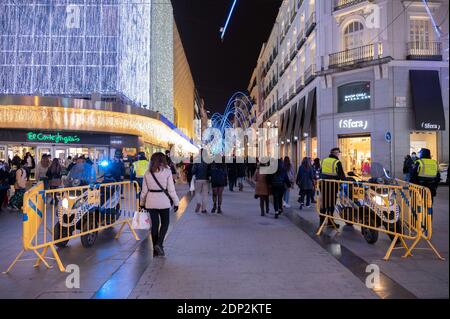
[282,156,295,208]
[47,158,63,189]
[312,158,321,203]
[296,157,315,210]
[140,152,180,257]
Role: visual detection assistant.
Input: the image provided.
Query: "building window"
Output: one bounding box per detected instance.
[410,18,431,43]
[343,21,364,50]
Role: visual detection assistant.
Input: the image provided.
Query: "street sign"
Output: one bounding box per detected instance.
[385,131,392,143]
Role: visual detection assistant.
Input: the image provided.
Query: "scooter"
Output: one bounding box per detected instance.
[53,176,122,248]
[334,164,403,244]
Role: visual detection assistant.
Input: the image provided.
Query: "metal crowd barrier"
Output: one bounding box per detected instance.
[315,179,444,261]
[4,181,141,273]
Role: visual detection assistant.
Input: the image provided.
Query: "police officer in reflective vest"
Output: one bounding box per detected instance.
[411,148,440,205]
[319,148,346,228]
[132,152,149,189]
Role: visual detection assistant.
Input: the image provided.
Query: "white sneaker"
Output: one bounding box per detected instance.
[306,205,311,208]
[285,203,291,208]
[282,201,288,208]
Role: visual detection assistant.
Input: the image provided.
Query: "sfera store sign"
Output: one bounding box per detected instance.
[421,122,441,130]
[339,119,368,130]
[26,131,81,144]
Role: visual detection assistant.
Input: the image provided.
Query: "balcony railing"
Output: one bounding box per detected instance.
[289,86,295,99]
[334,0,366,11]
[283,93,288,106]
[328,43,382,68]
[296,32,306,50]
[296,76,304,93]
[290,47,297,60]
[407,41,442,61]
[305,12,316,37]
[304,64,316,84]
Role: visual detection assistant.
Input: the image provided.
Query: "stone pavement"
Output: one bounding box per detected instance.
[129,185,378,299]
[283,185,449,299]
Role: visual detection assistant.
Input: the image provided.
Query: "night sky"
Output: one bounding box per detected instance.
[171,0,282,114]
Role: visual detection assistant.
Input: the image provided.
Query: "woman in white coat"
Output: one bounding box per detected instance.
[140,152,180,257]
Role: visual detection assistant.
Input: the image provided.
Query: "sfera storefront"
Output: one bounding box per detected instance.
[317,67,448,178]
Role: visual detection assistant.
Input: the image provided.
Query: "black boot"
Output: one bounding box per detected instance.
[211,205,217,213]
[217,206,223,214]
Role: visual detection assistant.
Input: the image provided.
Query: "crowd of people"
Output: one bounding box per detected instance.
[0,146,444,259]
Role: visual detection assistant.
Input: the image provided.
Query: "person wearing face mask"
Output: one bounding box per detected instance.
[319,148,346,229]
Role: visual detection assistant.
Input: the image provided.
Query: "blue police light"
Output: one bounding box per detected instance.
[100,160,109,168]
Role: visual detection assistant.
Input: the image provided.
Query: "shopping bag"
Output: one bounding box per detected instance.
[190,176,196,192]
[132,209,151,230]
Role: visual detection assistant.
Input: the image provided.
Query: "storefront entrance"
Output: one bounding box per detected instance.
[410,132,438,160]
[338,135,371,176]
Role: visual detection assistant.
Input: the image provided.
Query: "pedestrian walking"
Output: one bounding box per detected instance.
[36,154,51,188]
[282,156,295,208]
[140,152,179,257]
[319,148,346,228]
[268,159,290,219]
[165,150,178,183]
[227,158,238,192]
[23,152,35,181]
[0,162,10,213]
[192,149,209,213]
[237,161,246,191]
[403,155,414,182]
[184,156,194,186]
[107,150,125,182]
[208,160,227,214]
[9,161,27,211]
[312,158,321,203]
[254,163,271,216]
[297,157,315,209]
[46,158,63,189]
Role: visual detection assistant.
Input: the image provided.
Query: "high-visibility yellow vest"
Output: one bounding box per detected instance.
[321,157,340,177]
[416,159,438,179]
[133,160,149,178]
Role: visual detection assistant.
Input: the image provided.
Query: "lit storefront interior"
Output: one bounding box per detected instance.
[338,135,371,175]
[410,131,438,160]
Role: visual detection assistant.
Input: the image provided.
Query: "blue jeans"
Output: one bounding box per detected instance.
[283,188,290,204]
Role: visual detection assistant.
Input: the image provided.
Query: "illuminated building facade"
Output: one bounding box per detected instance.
[0,0,197,164]
[251,0,448,177]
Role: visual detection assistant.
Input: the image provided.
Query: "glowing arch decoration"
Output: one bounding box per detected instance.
[208,91,254,155]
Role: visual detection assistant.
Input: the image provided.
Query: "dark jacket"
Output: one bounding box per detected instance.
[321,154,346,180]
[227,162,238,179]
[208,163,228,188]
[403,157,414,174]
[297,165,315,190]
[0,167,9,190]
[192,162,209,181]
[268,160,290,188]
[237,163,246,178]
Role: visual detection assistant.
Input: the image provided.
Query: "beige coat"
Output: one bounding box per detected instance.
[140,167,180,209]
[15,168,27,189]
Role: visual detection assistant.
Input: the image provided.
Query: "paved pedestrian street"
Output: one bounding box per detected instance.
[2,183,446,299]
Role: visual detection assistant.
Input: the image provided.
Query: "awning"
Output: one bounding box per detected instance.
[410,70,445,131]
[280,109,290,141]
[302,88,316,136]
[294,96,306,139]
[286,103,297,140]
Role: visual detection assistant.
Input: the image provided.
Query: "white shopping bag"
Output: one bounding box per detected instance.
[132,209,151,230]
[190,176,196,192]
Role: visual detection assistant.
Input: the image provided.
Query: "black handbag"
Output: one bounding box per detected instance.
[150,171,174,206]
